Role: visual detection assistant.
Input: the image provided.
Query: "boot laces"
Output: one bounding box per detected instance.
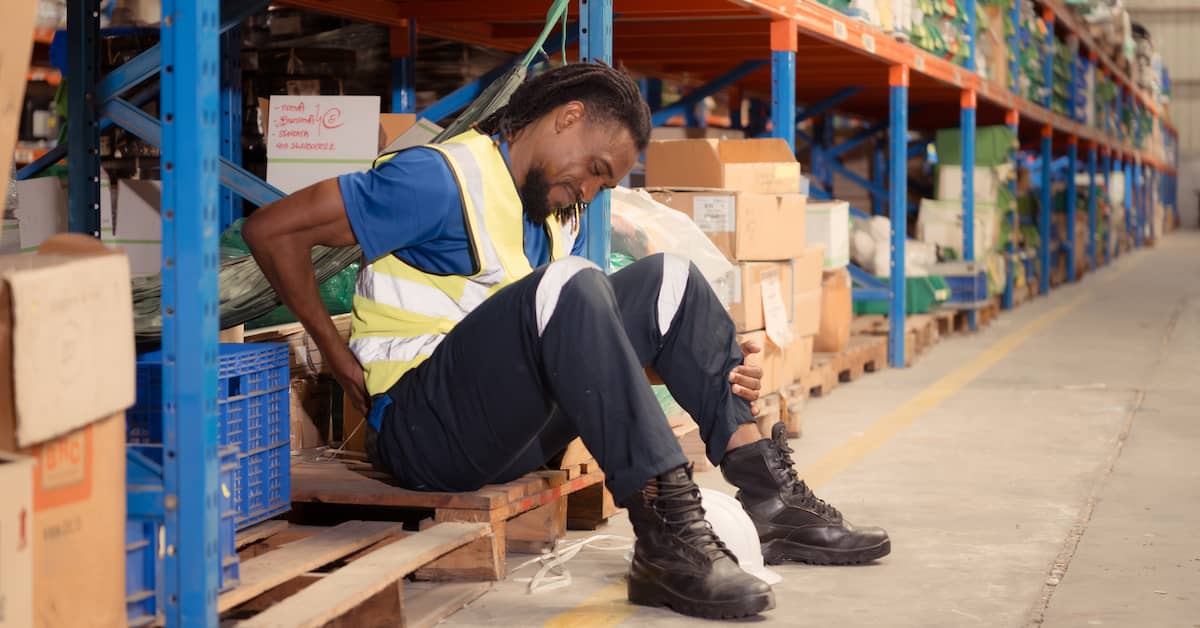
[771,429,842,521]
[651,475,733,562]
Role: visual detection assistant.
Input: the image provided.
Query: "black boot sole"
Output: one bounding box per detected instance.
[627,577,776,619]
[761,538,891,566]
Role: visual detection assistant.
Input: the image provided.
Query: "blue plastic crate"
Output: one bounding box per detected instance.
[219,446,241,589]
[237,443,291,528]
[129,343,291,529]
[125,447,240,625]
[932,261,990,307]
[125,518,160,627]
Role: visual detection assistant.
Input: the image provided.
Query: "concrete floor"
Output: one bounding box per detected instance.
[440,231,1200,628]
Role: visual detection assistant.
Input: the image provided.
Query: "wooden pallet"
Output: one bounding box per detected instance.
[800,334,887,398]
[221,520,493,627]
[850,314,938,366]
[935,298,1002,336]
[290,458,604,581]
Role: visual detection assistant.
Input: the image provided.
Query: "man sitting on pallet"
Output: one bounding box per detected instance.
[244,63,889,620]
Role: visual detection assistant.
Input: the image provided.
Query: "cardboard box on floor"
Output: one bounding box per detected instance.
[738,329,791,396]
[0,1,39,194]
[0,452,34,628]
[814,268,852,353]
[0,234,135,628]
[647,188,806,261]
[729,261,794,333]
[645,138,802,194]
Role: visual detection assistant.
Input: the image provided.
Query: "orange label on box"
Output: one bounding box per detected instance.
[32,427,93,512]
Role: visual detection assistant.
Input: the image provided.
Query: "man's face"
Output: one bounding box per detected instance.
[520,102,639,223]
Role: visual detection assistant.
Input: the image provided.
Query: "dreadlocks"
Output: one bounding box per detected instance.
[478,62,652,152]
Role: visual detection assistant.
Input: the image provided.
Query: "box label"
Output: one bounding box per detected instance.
[761,269,794,348]
[692,196,736,233]
[731,266,743,304]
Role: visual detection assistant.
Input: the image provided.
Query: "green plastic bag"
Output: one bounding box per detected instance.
[220,218,359,329]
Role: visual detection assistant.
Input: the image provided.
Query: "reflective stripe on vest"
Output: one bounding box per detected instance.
[351,130,566,395]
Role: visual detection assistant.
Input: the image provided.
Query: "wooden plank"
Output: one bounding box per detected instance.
[404,582,493,628]
[415,513,506,581]
[236,520,288,550]
[238,522,490,628]
[290,461,504,510]
[567,481,618,531]
[506,496,567,554]
[219,521,403,612]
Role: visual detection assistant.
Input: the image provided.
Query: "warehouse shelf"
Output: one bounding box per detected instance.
[35,0,1178,624]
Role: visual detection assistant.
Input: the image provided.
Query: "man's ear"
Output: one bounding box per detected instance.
[555,100,587,132]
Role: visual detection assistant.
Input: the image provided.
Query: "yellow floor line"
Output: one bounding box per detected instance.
[544,257,1142,628]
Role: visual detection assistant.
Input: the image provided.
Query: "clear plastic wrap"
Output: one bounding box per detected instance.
[610,186,736,307]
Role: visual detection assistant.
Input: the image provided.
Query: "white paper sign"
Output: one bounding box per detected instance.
[266,95,381,194]
[761,269,793,348]
[692,195,736,233]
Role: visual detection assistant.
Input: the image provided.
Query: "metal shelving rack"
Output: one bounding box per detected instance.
[24,0,1177,624]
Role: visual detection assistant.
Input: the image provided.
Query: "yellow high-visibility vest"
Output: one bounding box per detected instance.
[350,130,571,395]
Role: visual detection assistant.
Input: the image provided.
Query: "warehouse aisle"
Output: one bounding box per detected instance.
[439,231,1200,628]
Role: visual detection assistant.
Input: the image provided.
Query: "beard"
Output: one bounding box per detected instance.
[521,164,582,229]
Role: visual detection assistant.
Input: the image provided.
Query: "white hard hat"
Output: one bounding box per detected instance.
[699,488,783,585]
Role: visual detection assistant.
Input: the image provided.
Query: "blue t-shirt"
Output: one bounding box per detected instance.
[338,141,586,274]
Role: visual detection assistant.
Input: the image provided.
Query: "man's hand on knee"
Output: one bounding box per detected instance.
[731,341,763,415]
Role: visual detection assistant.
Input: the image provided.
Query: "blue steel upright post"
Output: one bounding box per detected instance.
[1086,141,1098,268]
[579,0,612,270]
[219,26,243,231]
[1103,147,1112,262]
[1066,136,1077,282]
[67,0,101,236]
[1003,109,1018,309]
[1124,156,1134,248]
[391,22,417,113]
[160,0,222,624]
[888,65,908,367]
[961,89,977,330]
[770,20,798,153]
[1039,125,1052,294]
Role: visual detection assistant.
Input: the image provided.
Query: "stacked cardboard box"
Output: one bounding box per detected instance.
[645,138,818,399]
[0,235,136,628]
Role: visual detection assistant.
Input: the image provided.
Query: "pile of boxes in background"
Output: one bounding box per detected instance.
[641,137,852,436]
[0,233,136,628]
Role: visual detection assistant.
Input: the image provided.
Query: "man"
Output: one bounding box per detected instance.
[244,63,889,620]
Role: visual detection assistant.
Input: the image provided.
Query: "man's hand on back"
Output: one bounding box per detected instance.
[329,346,369,416]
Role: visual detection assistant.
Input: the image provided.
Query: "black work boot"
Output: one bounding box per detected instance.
[622,464,775,619]
[720,422,891,565]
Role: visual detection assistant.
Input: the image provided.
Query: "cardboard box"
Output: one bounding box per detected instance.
[791,288,822,339]
[793,246,826,294]
[806,201,850,269]
[290,377,330,450]
[26,414,126,628]
[814,268,852,353]
[789,335,816,383]
[113,179,163,276]
[0,2,39,194]
[753,393,782,439]
[738,329,789,395]
[729,261,794,333]
[650,127,746,141]
[0,452,33,628]
[0,236,136,451]
[647,188,807,261]
[14,177,68,252]
[645,138,802,194]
